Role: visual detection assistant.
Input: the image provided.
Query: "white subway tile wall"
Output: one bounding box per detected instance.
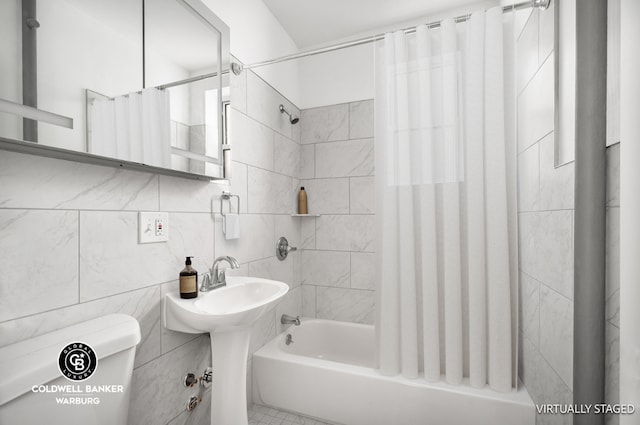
[516,5,575,425]
[517,142,540,212]
[299,99,376,325]
[539,285,574,391]
[538,134,575,210]
[300,103,349,144]
[605,143,620,425]
[0,210,78,321]
[314,138,374,178]
[517,54,554,154]
[519,273,540,347]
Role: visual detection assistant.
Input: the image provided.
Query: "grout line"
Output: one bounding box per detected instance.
[347,100,352,140]
[313,143,316,178]
[538,281,573,303]
[520,271,573,303]
[300,176,351,182]
[238,160,300,179]
[515,7,534,42]
[518,129,554,155]
[0,283,164,326]
[302,282,374,292]
[348,176,352,214]
[134,333,206,371]
[517,208,575,213]
[302,135,374,145]
[538,345,573,392]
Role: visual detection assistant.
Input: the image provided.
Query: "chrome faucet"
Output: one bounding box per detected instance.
[281,314,300,326]
[200,256,240,292]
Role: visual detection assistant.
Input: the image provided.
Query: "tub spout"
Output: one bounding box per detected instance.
[281,314,300,326]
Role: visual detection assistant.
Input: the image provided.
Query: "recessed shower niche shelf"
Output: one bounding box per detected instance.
[291,214,320,217]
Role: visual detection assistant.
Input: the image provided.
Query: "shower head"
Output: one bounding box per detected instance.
[279,104,299,125]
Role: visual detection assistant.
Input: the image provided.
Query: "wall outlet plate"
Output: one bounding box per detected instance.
[139,212,169,243]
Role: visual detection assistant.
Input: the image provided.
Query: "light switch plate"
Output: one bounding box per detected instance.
[139,212,169,243]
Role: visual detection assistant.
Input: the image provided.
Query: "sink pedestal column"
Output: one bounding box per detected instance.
[210,327,251,425]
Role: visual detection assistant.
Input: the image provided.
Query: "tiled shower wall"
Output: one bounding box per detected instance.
[605,142,620,425]
[229,65,304,407]
[516,5,576,425]
[0,63,303,424]
[298,100,376,324]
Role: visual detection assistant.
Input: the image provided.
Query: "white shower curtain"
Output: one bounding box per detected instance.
[374,7,518,392]
[90,87,171,168]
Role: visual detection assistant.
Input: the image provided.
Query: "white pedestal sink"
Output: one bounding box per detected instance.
[163,276,289,425]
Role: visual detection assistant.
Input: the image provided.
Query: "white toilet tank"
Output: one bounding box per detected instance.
[0,313,141,425]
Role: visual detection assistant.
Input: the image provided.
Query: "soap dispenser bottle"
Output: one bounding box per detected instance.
[298,186,308,214]
[179,256,198,299]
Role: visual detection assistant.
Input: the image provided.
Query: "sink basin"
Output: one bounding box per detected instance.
[164,276,289,333]
[163,275,289,425]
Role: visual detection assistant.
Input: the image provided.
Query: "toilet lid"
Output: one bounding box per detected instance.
[0,313,140,406]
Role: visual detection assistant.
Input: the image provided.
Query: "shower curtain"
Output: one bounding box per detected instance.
[90,87,171,168]
[374,7,518,392]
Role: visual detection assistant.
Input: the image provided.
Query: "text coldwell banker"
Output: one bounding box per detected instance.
[32,385,124,393]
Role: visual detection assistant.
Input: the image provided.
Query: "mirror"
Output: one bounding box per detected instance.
[0,0,230,180]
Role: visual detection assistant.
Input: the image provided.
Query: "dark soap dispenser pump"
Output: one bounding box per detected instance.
[179,256,198,299]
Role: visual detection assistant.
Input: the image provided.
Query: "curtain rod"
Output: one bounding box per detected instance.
[233,0,550,75]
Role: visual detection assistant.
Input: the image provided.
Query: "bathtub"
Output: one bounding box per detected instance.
[253,319,535,425]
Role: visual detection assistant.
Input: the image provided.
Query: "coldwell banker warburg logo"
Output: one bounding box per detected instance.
[58,342,97,381]
[31,342,124,405]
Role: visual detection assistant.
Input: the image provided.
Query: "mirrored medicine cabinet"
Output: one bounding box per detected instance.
[0,0,231,180]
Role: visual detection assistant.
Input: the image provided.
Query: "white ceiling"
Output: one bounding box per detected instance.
[262,0,491,48]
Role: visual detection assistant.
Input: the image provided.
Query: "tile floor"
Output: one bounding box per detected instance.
[248,404,337,425]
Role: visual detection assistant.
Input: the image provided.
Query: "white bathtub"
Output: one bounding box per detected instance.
[253,319,535,425]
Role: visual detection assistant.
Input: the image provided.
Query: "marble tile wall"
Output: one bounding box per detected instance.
[516,5,575,425]
[0,59,302,424]
[605,143,620,425]
[298,100,376,324]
